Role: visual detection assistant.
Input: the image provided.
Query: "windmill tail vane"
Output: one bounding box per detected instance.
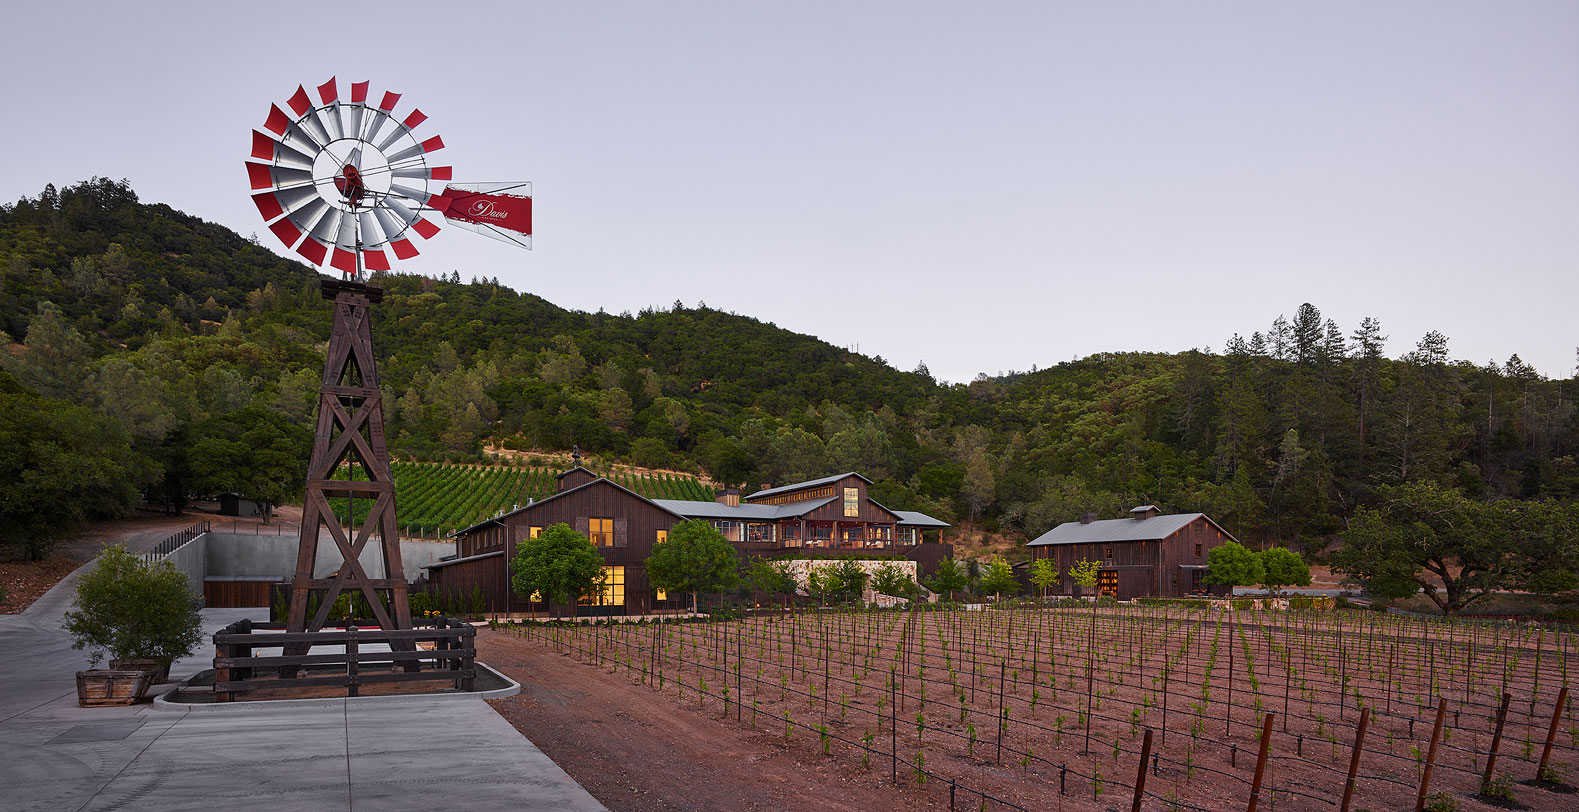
[246,76,532,280]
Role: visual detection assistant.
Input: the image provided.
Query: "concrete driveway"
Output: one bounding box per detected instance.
[0,558,604,812]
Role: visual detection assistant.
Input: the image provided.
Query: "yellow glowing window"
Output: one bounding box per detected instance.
[655,588,667,601]
[589,518,614,547]
[580,565,624,606]
[843,487,859,517]
[656,529,668,544]
[528,526,542,539]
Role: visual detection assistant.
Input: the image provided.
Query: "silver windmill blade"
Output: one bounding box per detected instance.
[380,194,422,230]
[334,209,359,253]
[306,203,341,243]
[358,209,387,248]
[370,201,409,242]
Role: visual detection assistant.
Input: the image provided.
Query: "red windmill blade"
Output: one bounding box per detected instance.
[246,77,533,279]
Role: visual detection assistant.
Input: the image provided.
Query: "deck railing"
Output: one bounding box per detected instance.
[211,616,476,701]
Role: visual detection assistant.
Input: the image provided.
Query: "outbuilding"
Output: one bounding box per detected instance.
[1026,505,1235,599]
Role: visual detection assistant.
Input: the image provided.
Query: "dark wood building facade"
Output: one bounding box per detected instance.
[427,469,951,616]
[1026,506,1235,600]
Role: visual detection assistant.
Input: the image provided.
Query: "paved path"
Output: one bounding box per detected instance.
[0,557,604,812]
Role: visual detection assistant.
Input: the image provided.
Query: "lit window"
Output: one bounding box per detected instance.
[529,526,542,539]
[580,565,624,606]
[656,529,667,544]
[589,518,614,547]
[843,487,860,517]
[1105,547,1113,559]
[655,588,667,601]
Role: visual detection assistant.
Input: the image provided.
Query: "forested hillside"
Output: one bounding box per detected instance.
[4,178,1577,558]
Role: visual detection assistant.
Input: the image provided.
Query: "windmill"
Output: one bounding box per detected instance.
[246,77,532,637]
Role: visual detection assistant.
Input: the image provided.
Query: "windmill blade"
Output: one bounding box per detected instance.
[380,194,422,230]
[436,182,533,248]
[322,102,345,142]
[358,209,387,248]
[286,85,333,147]
[385,136,443,165]
[389,182,433,207]
[343,102,366,143]
[333,210,359,252]
[251,131,315,171]
[246,161,314,191]
[306,203,341,243]
[274,184,322,217]
[370,202,408,243]
[375,108,428,152]
[392,164,452,181]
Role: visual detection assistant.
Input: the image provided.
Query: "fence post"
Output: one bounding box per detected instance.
[1340,707,1370,812]
[1131,728,1153,812]
[891,679,897,785]
[1414,698,1448,812]
[346,625,359,698]
[1537,685,1570,782]
[1480,691,1512,793]
[1246,713,1274,812]
[996,659,1006,765]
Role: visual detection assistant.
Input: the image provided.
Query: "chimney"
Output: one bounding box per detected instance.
[1129,505,1159,520]
[1079,513,1098,525]
[716,488,740,507]
[760,482,772,492]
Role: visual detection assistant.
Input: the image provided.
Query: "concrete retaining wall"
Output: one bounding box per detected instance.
[200,533,454,582]
[165,536,208,597]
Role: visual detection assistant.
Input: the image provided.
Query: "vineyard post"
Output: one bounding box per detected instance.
[1227,611,1235,736]
[1339,707,1370,812]
[1480,691,1512,793]
[1537,685,1570,781]
[996,659,1006,765]
[890,678,897,785]
[1414,698,1448,812]
[1387,643,1395,719]
[1131,728,1153,812]
[737,614,743,722]
[1246,713,1274,812]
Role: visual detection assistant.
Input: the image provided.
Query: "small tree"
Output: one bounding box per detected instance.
[925,558,969,601]
[744,558,798,610]
[1029,558,1060,601]
[871,563,919,600]
[511,522,605,618]
[1202,541,1264,592]
[807,567,844,606]
[977,558,1020,601]
[1259,546,1311,596]
[1068,557,1102,597]
[62,545,203,669]
[646,519,740,613]
[833,558,870,603]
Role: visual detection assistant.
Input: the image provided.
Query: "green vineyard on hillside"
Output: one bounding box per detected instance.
[326,462,715,538]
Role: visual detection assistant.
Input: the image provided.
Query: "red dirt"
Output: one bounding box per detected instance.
[482,609,1579,812]
[482,628,952,811]
[0,555,81,613]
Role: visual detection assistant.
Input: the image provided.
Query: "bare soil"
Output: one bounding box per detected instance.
[0,555,81,613]
[483,608,1579,812]
[482,628,952,812]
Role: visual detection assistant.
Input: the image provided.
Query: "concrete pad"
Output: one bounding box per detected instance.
[0,561,604,812]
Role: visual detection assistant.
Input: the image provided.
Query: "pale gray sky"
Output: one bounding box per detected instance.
[3,2,1575,382]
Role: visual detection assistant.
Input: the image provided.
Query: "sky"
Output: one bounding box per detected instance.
[2,2,1575,383]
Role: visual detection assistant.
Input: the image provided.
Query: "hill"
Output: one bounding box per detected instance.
[3,178,1578,560]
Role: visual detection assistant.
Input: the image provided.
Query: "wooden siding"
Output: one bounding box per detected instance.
[1030,515,1236,599]
[204,579,278,608]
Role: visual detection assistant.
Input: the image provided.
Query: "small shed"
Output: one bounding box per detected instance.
[218,492,270,519]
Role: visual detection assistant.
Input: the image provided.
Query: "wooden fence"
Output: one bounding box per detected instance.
[212,617,476,701]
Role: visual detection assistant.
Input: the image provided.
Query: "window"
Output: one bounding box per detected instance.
[655,588,667,601]
[842,525,865,545]
[869,525,891,545]
[747,523,774,543]
[1099,570,1119,597]
[713,521,741,542]
[580,565,625,606]
[1191,569,1204,592]
[529,526,542,539]
[589,518,614,547]
[1105,546,1113,560]
[843,487,859,517]
[656,529,667,544]
[1194,542,1203,558]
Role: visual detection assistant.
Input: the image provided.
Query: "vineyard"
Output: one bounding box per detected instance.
[502,605,1578,811]
[326,462,714,537]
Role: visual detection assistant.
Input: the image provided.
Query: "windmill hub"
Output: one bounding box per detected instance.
[336,164,368,208]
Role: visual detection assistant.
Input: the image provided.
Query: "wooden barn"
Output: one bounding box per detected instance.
[426,467,951,617]
[1026,505,1235,600]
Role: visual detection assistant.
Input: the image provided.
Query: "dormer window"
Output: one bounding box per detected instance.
[843,487,859,517]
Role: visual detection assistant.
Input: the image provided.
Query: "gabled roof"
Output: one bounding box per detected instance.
[893,510,950,528]
[653,497,837,520]
[1027,512,1214,547]
[746,472,872,502]
[450,475,687,537]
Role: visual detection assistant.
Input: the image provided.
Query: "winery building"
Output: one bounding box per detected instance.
[1026,506,1235,599]
[426,468,950,616]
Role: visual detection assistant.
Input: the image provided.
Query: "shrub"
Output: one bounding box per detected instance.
[62,545,203,669]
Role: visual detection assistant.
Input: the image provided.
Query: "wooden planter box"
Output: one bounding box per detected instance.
[110,658,169,683]
[76,670,153,706]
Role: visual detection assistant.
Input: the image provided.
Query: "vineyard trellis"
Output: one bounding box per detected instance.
[496,605,1579,811]
[325,461,714,538]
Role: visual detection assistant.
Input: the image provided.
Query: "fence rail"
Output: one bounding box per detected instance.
[139,520,210,562]
[212,617,477,701]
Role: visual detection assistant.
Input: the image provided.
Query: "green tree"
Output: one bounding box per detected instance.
[832,558,870,603]
[977,558,1020,600]
[1333,482,1533,615]
[1029,558,1060,601]
[1259,546,1311,596]
[744,558,797,610]
[62,544,203,668]
[0,373,149,559]
[870,562,918,600]
[510,523,605,618]
[1068,557,1102,597]
[646,519,740,613]
[924,558,969,601]
[807,566,844,606]
[1202,541,1265,590]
